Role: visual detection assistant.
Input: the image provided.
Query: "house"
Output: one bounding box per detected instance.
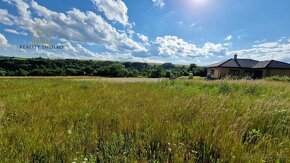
[206,55,290,79]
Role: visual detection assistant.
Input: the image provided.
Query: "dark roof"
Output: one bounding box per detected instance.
[251,61,271,68]
[206,59,231,68]
[238,59,260,68]
[252,60,290,69]
[206,58,258,68]
[207,58,290,69]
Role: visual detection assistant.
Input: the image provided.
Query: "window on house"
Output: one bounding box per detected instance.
[229,70,240,76]
[244,70,253,77]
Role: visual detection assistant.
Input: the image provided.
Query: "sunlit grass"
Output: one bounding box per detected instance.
[0,78,289,162]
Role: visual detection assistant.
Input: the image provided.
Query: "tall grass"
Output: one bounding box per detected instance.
[0,78,289,162]
[266,76,290,82]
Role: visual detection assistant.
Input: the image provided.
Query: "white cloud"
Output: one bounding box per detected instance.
[4,29,28,36]
[59,40,144,60]
[0,0,149,62]
[223,42,233,47]
[190,23,196,27]
[178,21,183,25]
[252,42,279,48]
[2,0,33,32]
[39,41,156,62]
[92,0,129,26]
[33,48,60,58]
[4,0,32,23]
[155,35,227,57]
[75,44,99,58]
[3,0,146,53]
[31,1,146,52]
[288,39,290,43]
[0,33,9,47]
[0,9,16,26]
[62,41,77,54]
[127,29,135,38]
[137,33,149,42]
[228,40,290,61]
[2,0,13,4]
[254,39,267,44]
[225,35,233,41]
[0,0,147,53]
[152,0,165,8]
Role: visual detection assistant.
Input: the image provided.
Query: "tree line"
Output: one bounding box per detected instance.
[0,57,206,78]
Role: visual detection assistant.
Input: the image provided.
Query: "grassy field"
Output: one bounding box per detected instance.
[0,77,289,162]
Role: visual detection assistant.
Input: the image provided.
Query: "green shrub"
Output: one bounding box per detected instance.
[165,71,172,78]
[266,76,290,82]
[0,70,6,76]
[188,73,193,80]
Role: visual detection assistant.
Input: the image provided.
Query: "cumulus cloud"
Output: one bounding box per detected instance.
[74,44,99,58]
[155,35,227,57]
[228,40,290,61]
[190,23,196,28]
[0,33,9,47]
[152,0,165,8]
[0,9,16,26]
[27,40,104,59]
[0,0,151,62]
[2,0,13,4]
[31,1,146,52]
[225,35,233,41]
[137,33,149,42]
[35,40,156,62]
[252,42,279,48]
[4,29,28,36]
[92,0,129,26]
[0,0,147,53]
[4,0,32,27]
[59,40,148,60]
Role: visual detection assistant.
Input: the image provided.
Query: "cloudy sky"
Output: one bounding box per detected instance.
[0,0,290,65]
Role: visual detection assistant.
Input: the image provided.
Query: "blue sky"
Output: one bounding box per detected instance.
[0,0,290,65]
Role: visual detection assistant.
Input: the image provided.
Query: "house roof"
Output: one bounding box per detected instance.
[207,58,290,69]
[252,60,290,69]
[251,60,271,68]
[206,59,231,68]
[206,58,258,68]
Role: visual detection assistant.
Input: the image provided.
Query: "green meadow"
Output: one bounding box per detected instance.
[0,77,289,162]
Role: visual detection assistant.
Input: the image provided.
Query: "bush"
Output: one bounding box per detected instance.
[188,73,193,79]
[0,70,6,76]
[266,76,290,82]
[149,68,162,78]
[161,63,175,69]
[182,70,189,76]
[16,69,29,76]
[165,71,171,78]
